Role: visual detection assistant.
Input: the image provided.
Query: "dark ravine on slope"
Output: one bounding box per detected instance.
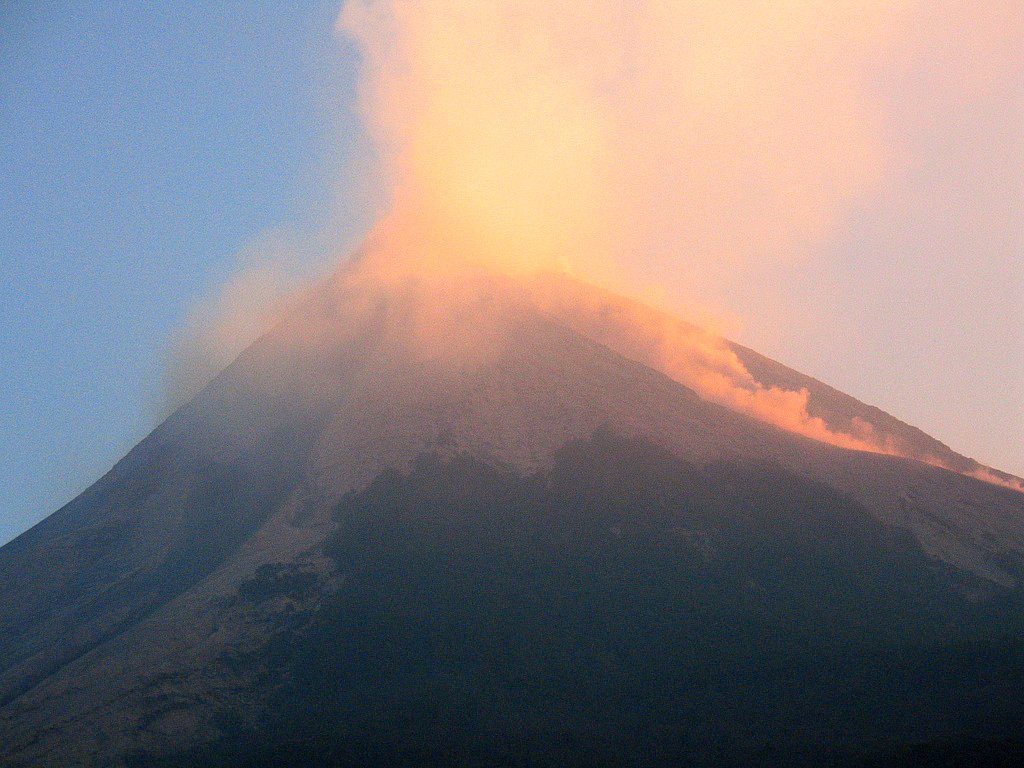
[1,268,1022,767]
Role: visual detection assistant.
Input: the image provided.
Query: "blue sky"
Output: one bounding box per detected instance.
[2,2,1021,546]
[0,2,367,544]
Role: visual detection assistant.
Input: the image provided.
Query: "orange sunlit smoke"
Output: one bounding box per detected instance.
[281,0,1019,490]
[337,0,914,450]
[339,0,914,284]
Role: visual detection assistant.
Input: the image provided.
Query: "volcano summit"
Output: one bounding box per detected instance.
[1,253,1023,767]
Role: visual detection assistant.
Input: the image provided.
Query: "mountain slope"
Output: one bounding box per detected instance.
[528,271,1013,481]
[0,263,1022,766]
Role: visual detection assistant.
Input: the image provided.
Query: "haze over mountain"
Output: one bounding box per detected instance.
[2,2,1021,765]
[1,248,1022,767]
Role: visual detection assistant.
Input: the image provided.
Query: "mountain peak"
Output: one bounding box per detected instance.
[1,254,1022,766]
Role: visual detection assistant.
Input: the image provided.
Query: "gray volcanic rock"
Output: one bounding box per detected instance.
[0,263,1022,767]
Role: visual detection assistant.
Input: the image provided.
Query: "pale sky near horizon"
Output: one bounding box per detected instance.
[1,2,1021,545]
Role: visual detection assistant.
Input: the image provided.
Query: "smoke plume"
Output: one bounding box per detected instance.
[333,0,1021,488]
[335,0,918,451]
[168,1,1020,489]
[339,0,912,281]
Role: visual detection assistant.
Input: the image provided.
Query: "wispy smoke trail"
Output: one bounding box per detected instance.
[526,276,898,453]
[164,231,320,409]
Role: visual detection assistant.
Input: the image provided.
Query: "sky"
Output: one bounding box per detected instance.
[0,1,369,545]
[1,1,1022,545]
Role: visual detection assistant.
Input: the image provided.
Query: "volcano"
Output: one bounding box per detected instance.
[1,255,1022,767]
